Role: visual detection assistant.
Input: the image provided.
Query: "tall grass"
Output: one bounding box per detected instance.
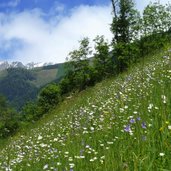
[0,47,171,170]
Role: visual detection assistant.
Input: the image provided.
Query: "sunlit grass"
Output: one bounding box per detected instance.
[31,68,58,87]
[1,47,171,170]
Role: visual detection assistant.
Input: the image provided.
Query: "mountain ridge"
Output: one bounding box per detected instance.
[0,61,56,71]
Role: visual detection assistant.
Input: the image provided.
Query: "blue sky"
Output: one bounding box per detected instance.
[0,0,110,11]
[0,0,168,64]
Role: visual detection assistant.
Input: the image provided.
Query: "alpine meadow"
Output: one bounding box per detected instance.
[1,0,171,170]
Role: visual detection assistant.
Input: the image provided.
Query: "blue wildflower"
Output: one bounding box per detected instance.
[136,117,141,121]
[141,122,146,129]
[130,118,135,123]
[124,125,131,132]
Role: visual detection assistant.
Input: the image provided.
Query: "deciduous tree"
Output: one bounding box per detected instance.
[110,0,141,72]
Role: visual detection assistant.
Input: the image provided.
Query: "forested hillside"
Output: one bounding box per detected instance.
[0,68,38,110]
[0,63,65,110]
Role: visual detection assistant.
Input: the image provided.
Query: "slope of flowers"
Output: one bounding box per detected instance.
[0,49,171,170]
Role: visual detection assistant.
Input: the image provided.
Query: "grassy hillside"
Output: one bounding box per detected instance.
[31,68,58,87]
[31,63,65,88]
[0,47,171,170]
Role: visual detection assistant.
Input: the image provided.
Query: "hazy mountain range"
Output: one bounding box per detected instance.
[0,61,55,71]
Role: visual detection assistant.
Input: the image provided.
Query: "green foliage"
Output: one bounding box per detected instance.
[139,2,171,57]
[22,102,41,122]
[138,32,171,57]
[110,0,171,72]
[113,41,141,72]
[0,95,7,110]
[0,68,38,110]
[93,35,113,78]
[110,0,140,43]
[0,95,19,138]
[111,0,141,72]
[66,37,93,91]
[38,84,61,113]
[21,83,62,123]
[59,77,71,95]
[142,2,171,36]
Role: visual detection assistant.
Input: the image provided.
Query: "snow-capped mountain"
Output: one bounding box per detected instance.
[10,62,25,68]
[26,62,54,69]
[0,61,9,71]
[0,61,55,71]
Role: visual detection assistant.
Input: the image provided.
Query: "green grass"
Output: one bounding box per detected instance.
[1,47,171,170]
[31,63,65,87]
[31,68,58,87]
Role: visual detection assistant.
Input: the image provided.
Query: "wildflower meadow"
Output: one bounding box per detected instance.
[0,48,171,170]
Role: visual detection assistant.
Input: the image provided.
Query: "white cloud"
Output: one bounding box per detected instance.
[0,1,169,64]
[0,4,113,64]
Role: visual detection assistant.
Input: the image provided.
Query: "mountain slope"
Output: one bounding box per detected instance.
[0,63,65,110]
[0,63,65,87]
[0,47,171,170]
[31,63,65,88]
[0,68,38,110]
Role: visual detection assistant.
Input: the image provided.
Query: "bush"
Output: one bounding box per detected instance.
[38,84,61,113]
